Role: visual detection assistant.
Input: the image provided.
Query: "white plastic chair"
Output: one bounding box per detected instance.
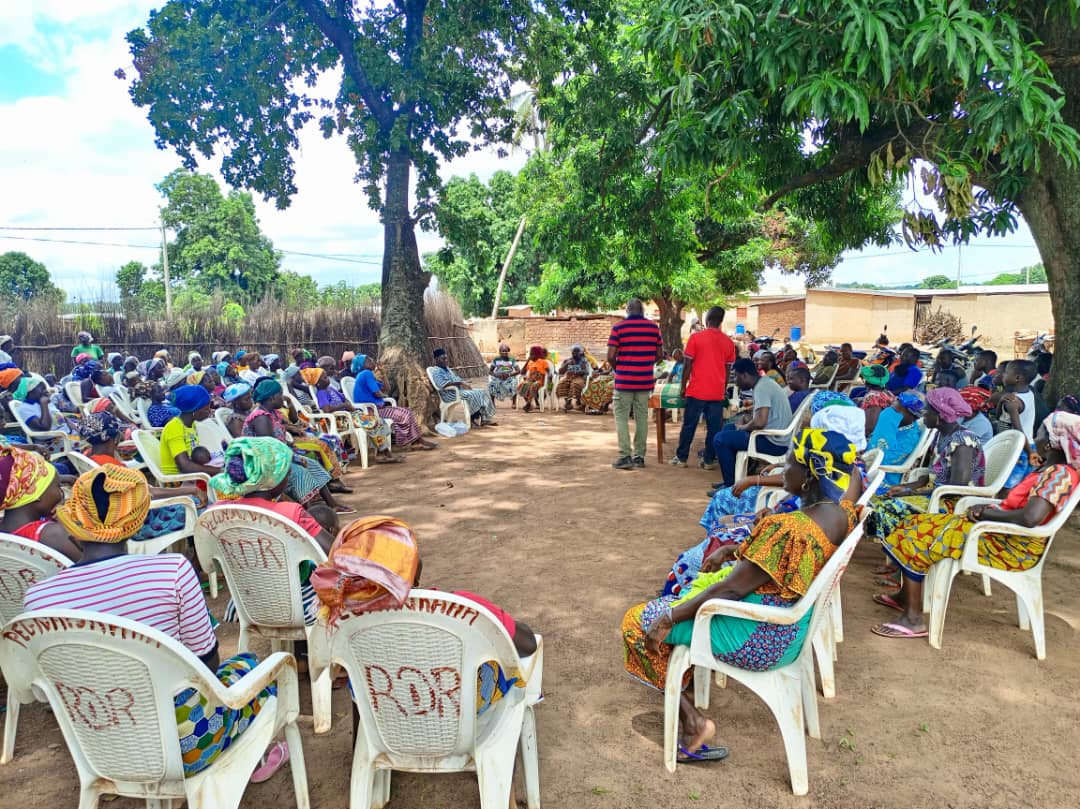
[65,381,89,414]
[0,534,72,764]
[196,418,233,455]
[10,405,79,461]
[809,364,838,391]
[922,485,1080,659]
[134,398,165,436]
[878,427,937,480]
[663,515,867,795]
[306,384,391,465]
[734,395,813,481]
[284,390,366,468]
[214,406,235,435]
[0,609,310,809]
[194,504,333,734]
[131,429,215,499]
[108,390,141,425]
[309,590,543,809]
[919,429,1025,514]
[427,367,471,432]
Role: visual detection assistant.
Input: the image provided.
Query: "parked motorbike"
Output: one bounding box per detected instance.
[1027,332,1053,360]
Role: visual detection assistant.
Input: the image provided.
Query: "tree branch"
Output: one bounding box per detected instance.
[299,0,395,131]
[402,0,428,72]
[1038,48,1080,70]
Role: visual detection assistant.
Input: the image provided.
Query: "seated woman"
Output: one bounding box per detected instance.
[555,345,592,411]
[810,350,840,387]
[428,348,498,426]
[623,429,859,761]
[867,392,926,485]
[488,343,521,408]
[159,385,223,480]
[71,360,104,401]
[223,382,254,437]
[517,346,551,413]
[871,411,1080,639]
[886,347,924,393]
[243,378,352,513]
[856,363,895,434]
[303,366,395,463]
[137,357,167,383]
[580,361,614,415]
[310,514,539,724]
[22,465,290,782]
[11,373,78,456]
[866,387,985,542]
[350,354,437,450]
[0,445,82,560]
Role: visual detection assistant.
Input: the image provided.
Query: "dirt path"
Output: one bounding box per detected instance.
[4,406,1080,808]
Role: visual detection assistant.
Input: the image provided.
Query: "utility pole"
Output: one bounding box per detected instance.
[1026,264,1031,284]
[160,218,172,320]
[956,244,961,288]
[490,215,526,319]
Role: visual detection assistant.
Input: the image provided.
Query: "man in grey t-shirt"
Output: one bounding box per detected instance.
[712,358,795,488]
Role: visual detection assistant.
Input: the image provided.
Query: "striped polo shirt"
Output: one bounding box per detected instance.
[23,553,217,657]
[608,315,663,391]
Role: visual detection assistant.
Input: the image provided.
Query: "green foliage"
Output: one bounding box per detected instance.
[987,264,1047,285]
[920,274,957,289]
[158,170,281,298]
[319,280,381,308]
[0,251,64,303]
[423,171,537,317]
[221,301,246,322]
[275,270,320,307]
[635,1,1080,249]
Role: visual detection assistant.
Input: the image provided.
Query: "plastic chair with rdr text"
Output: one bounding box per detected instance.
[663,514,868,795]
[922,484,1080,659]
[309,589,543,809]
[0,534,72,765]
[194,504,333,734]
[0,609,310,809]
[426,367,471,433]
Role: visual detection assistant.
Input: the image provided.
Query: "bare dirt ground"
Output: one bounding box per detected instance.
[4,404,1080,808]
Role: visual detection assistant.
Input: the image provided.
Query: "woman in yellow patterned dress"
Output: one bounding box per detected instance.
[871,411,1080,639]
[621,428,858,763]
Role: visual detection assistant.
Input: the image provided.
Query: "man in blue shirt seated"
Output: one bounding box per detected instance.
[787,365,812,411]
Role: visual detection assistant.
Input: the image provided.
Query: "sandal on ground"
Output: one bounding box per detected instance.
[873,576,900,588]
[871,564,899,575]
[327,482,353,494]
[334,505,357,515]
[677,744,729,764]
[375,454,404,464]
[872,593,904,612]
[871,622,928,639]
[250,741,290,783]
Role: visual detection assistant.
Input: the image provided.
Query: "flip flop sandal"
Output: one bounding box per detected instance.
[873,576,901,588]
[873,593,904,612]
[871,565,899,575]
[250,741,290,783]
[871,622,928,639]
[677,744,729,764]
[334,505,357,515]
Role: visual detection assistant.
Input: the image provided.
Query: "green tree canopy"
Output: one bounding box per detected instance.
[0,251,63,303]
[920,274,957,289]
[987,264,1048,285]
[158,170,281,298]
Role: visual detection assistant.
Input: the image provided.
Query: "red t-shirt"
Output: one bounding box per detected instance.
[683,328,736,400]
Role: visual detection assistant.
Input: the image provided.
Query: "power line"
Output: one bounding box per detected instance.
[0,226,160,232]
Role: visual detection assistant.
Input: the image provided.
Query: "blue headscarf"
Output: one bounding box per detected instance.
[72,360,101,381]
[351,354,367,375]
[810,390,855,414]
[896,392,925,416]
[223,382,252,403]
[173,384,211,414]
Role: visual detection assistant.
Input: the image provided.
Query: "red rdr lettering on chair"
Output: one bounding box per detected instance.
[219,535,285,570]
[0,567,39,601]
[364,664,462,719]
[55,682,138,730]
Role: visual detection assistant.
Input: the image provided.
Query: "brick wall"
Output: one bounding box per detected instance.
[469,315,625,359]
[754,299,806,340]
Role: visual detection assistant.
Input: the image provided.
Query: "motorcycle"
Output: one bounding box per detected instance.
[1027,332,1053,360]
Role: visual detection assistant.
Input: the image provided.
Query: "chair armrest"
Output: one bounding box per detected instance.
[207,651,300,712]
[163,472,211,486]
[902,467,930,483]
[929,484,994,514]
[694,597,804,626]
[953,496,1002,513]
[382,397,398,408]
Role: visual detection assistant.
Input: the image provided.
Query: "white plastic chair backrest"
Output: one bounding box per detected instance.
[135,398,153,427]
[214,407,235,434]
[784,395,814,436]
[131,430,166,478]
[0,535,71,624]
[67,450,102,476]
[800,516,868,647]
[110,386,132,407]
[862,448,883,479]
[108,390,137,421]
[196,418,232,453]
[426,367,461,401]
[906,427,938,468]
[980,430,1026,489]
[194,504,325,629]
[0,609,224,785]
[341,377,356,405]
[64,382,84,408]
[857,471,885,508]
[325,589,526,758]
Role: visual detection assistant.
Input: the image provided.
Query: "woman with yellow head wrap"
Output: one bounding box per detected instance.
[0,446,81,560]
[622,428,859,763]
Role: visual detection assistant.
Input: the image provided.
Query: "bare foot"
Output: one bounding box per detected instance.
[683,716,717,755]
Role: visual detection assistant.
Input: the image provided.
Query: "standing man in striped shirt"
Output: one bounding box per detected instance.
[607,299,663,469]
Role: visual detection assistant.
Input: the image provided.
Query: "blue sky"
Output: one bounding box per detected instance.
[0,2,1044,302]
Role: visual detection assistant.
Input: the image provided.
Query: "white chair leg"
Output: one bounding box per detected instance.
[830,586,844,644]
[812,631,836,700]
[770,676,809,796]
[799,660,821,740]
[475,732,520,809]
[283,720,311,809]
[663,646,691,773]
[982,575,992,596]
[1,690,18,764]
[237,626,251,654]
[714,671,727,688]
[519,707,541,809]
[373,769,391,809]
[928,562,959,651]
[311,666,333,735]
[1017,593,1031,631]
[693,664,710,709]
[1018,578,1047,660]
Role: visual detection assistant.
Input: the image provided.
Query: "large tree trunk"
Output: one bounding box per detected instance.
[1016,17,1080,404]
[655,295,685,352]
[379,149,439,424]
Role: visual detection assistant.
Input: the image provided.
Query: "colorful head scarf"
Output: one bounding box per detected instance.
[163,368,188,389]
[957,386,991,414]
[810,390,855,414]
[79,411,122,445]
[187,370,206,386]
[792,428,857,503]
[350,355,367,375]
[90,397,113,414]
[263,353,280,367]
[300,367,323,386]
[1044,412,1080,468]
[926,387,972,423]
[896,391,926,416]
[223,381,252,403]
[340,351,355,366]
[252,377,282,403]
[860,364,889,389]
[173,384,211,413]
[0,367,23,390]
[310,516,420,626]
[811,406,867,452]
[74,352,93,365]
[154,349,170,361]
[188,351,202,363]
[132,380,157,400]
[56,466,150,543]
[209,437,293,498]
[282,365,301,381]
[0,446,57,510]
[1057,395,1080,416]
[137,358,164,377]
[71,360,100,381]
[12,374,44,402]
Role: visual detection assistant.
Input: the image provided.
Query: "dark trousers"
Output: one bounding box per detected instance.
[713,424,786,487]
[675,397,727,463]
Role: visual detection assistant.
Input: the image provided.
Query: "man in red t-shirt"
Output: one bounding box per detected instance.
[672,306,736,468]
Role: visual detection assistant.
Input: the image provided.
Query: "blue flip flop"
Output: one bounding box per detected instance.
[678,744,729,763]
